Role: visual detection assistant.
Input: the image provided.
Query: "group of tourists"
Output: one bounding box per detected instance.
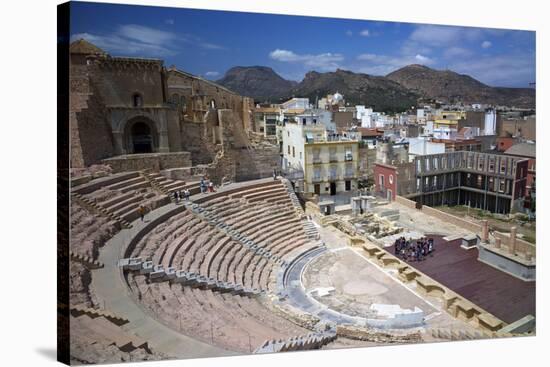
[173,188,192,204]
[394,236,435,262]
[200,176,215,194]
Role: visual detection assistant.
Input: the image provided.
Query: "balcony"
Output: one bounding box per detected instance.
[312,157,322,164]
[329,156,339,163]
[344,172,355,179]
[312,176,323,183]
[328,174,339,181]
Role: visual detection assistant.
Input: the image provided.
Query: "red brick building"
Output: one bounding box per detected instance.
[373,163,397,201]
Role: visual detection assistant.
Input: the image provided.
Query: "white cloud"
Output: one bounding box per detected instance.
[71,32,176,56]
[269,49,344,71]
[359,29,370,37]
[481,40,492,49]
[345,30,353,37]
[118,24,177,45]
[200,42,225,50]
[356,52,435,75]
[204,71,220,78]
[449,52,535,87]
[443,46,473,58]
[71,24,179,56]
[71,24,225,57]
[410,25,482,47]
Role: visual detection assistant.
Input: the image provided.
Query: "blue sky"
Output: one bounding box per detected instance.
[70,1,535,88]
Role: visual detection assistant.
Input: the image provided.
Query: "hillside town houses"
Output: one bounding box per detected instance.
[262,92,535,216]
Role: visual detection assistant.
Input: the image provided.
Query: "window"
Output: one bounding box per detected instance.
[299,152,302,160]
[379,174,385,187]
[478,158,484,171]
[489,158,495,172]
[477,175,483,188]
[499,179,506,193]
[132,93,143,107]
[345,147,353,161]
[292,146,295,158]
[287,145,290,155]
[389,175,394,184]
[329,147,338,162]
[345,164,353,178]
[313,167,322,182]
[302,118,307,125]
[313,148,321,160]
[171,93,179,104]
[329,166,338,180]
[500,160,506,174]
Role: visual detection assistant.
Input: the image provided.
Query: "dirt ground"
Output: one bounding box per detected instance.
[434,205,536,244]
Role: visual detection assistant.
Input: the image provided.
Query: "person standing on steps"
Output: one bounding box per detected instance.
[200,176,206,193]
[139,205,146,222]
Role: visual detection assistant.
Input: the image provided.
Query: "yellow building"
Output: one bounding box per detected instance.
[433,111,467,129]
[282,122,359,195]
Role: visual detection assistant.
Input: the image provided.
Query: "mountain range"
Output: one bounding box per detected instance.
[216,64,535,111]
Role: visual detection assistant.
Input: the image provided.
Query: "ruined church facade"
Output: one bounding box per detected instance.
[69,39,271,180]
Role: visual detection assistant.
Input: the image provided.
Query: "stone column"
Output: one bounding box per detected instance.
[112,131,125,155]
[509,227,517,255]
[351,197,360,216]
[494,238,501,249]
[158,130,170,153]
[481,220,489,243]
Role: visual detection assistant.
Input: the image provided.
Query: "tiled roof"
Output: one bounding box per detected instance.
[504,143,536,158]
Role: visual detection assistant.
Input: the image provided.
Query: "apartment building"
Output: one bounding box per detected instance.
[374,151,529,214]
[282,122,359,195]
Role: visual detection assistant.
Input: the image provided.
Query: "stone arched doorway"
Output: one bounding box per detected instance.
[123,118,158,154]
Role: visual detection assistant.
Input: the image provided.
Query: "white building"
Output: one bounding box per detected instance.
[483,109,497,135]
[433,125,458,140]
[294,109,335,131]
[408,137,446,157]
[356,105,374,127]
[281,97,310,110]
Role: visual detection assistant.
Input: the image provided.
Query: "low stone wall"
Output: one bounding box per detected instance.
[396,195,482,233]
[123,205,186,259]
[395,195,417,209]
[421,205,482,233]
[336,325,422,343]
[395,196,535,257]
[103,152,192,173]
[358,242,506,333]
[494,231,535,255]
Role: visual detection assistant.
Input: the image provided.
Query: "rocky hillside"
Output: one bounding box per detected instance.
[217,64,535,110]
[386,64,535,109]
[290,69,419,112]
[216,66,297,101]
